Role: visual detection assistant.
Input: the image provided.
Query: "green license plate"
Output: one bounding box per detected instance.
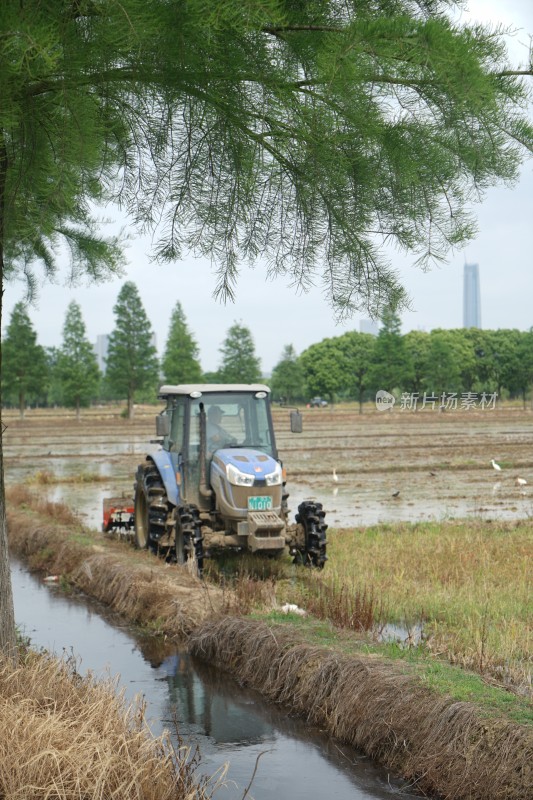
[248,496,273,511]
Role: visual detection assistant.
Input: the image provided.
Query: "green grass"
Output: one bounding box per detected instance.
[301,519,532,690]
[236,518,532,700]
[254,611,533,727]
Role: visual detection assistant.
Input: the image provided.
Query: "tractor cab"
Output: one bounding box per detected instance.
[157,384,280,512]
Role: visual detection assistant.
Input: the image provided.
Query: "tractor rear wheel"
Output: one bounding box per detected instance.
[294,500,328,568]
[134,463,169,552]
[134,476,150,549]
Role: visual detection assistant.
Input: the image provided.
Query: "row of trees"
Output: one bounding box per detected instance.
[273,310,533,409]
[3,290,532,416]
[1,282,263,418]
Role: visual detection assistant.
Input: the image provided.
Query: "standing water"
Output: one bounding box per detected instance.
[11,558,421,800]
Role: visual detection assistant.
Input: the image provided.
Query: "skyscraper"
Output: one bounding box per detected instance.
[463,263,481,328]
[359,319,379,336]
[94,333,110,373]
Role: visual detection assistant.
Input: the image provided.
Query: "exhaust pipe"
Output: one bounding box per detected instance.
[198,403,212,499]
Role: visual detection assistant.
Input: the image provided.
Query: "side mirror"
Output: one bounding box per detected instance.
[290,410,303,434]
[156,413,170,437]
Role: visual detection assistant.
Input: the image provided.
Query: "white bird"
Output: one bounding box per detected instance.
[332,468,339,483]
[491,459,502,472]
[515,476,527,487]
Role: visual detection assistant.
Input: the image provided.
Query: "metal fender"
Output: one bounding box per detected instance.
[150,450,180,507]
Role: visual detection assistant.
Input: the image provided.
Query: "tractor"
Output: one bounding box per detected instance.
[104,384,327,573]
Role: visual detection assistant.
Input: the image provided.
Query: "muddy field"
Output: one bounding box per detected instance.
[3,403,533,529]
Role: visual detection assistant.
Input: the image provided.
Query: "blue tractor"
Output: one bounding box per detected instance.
[131,384,327,572]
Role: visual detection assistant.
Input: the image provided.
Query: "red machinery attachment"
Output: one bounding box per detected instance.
[102,496,134,534]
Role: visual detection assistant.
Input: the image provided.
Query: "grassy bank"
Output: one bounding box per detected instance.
[189,616,533,800]
[273,519,532,697]
[6,486,226,638]
[0,649,214,799]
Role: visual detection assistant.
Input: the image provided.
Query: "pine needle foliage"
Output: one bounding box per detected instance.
[56,301,101,418]
[1,0,532,657]
[161,302,203,384]
[1,302,47,417]
[0,0,531,315]
[218,322,262,383]
[105,282,159,417]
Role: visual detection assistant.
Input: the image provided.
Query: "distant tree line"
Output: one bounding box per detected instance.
[1,282,262,418]
[2,292,532,417]
[287,308,533,411]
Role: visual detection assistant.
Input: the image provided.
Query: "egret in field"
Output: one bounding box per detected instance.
[332,468,339,483]
[491,459,502,472]
[515,476,527,487]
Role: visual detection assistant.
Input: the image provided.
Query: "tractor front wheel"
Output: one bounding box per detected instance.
[175,504,204,575]
[294,500,328,568]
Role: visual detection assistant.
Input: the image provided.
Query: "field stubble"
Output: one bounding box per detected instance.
[0,649,216,800]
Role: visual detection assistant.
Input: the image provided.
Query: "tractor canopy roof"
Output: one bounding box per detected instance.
[158,384,271,398]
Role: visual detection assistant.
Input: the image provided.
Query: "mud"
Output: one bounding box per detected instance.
[3,405,532,528]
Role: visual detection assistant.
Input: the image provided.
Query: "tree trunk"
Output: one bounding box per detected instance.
[0,133,18,660]
[19,391,25,420]
[127,392,135,420]
[76,398,81,422]
[0,436,17,662]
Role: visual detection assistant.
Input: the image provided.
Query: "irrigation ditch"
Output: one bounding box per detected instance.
[6,487,533,800]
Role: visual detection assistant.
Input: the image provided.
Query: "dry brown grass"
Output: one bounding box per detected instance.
[7,486,532,799]
[293,575,386,631]
[189,617,533,800]
[6,486,226,639]
[323,520,533,694]
[29,469,109,485]
[0,650,214,799]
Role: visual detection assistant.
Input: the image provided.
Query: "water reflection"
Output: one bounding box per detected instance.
[11,559,421,800]
[157,652,274,747]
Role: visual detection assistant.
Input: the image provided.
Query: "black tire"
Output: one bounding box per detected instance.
[134,472,150,549]
[175,521,187,565]
[294,500,328,568]
[134,463,169,552]
[175,504,204,575]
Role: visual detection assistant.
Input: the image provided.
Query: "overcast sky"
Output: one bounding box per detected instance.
[3,0,532,375]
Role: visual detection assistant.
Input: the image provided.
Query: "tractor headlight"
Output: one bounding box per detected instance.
[265,464,282,486]
[227,463,254,487]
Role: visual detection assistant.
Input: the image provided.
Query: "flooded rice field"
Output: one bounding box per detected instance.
[3,404,533,529]
[11,559,418,799]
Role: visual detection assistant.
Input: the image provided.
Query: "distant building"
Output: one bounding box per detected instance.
[94,334,110,373]
[463,263,481,328]
[95,332,157,374]
[359,319,379,336]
